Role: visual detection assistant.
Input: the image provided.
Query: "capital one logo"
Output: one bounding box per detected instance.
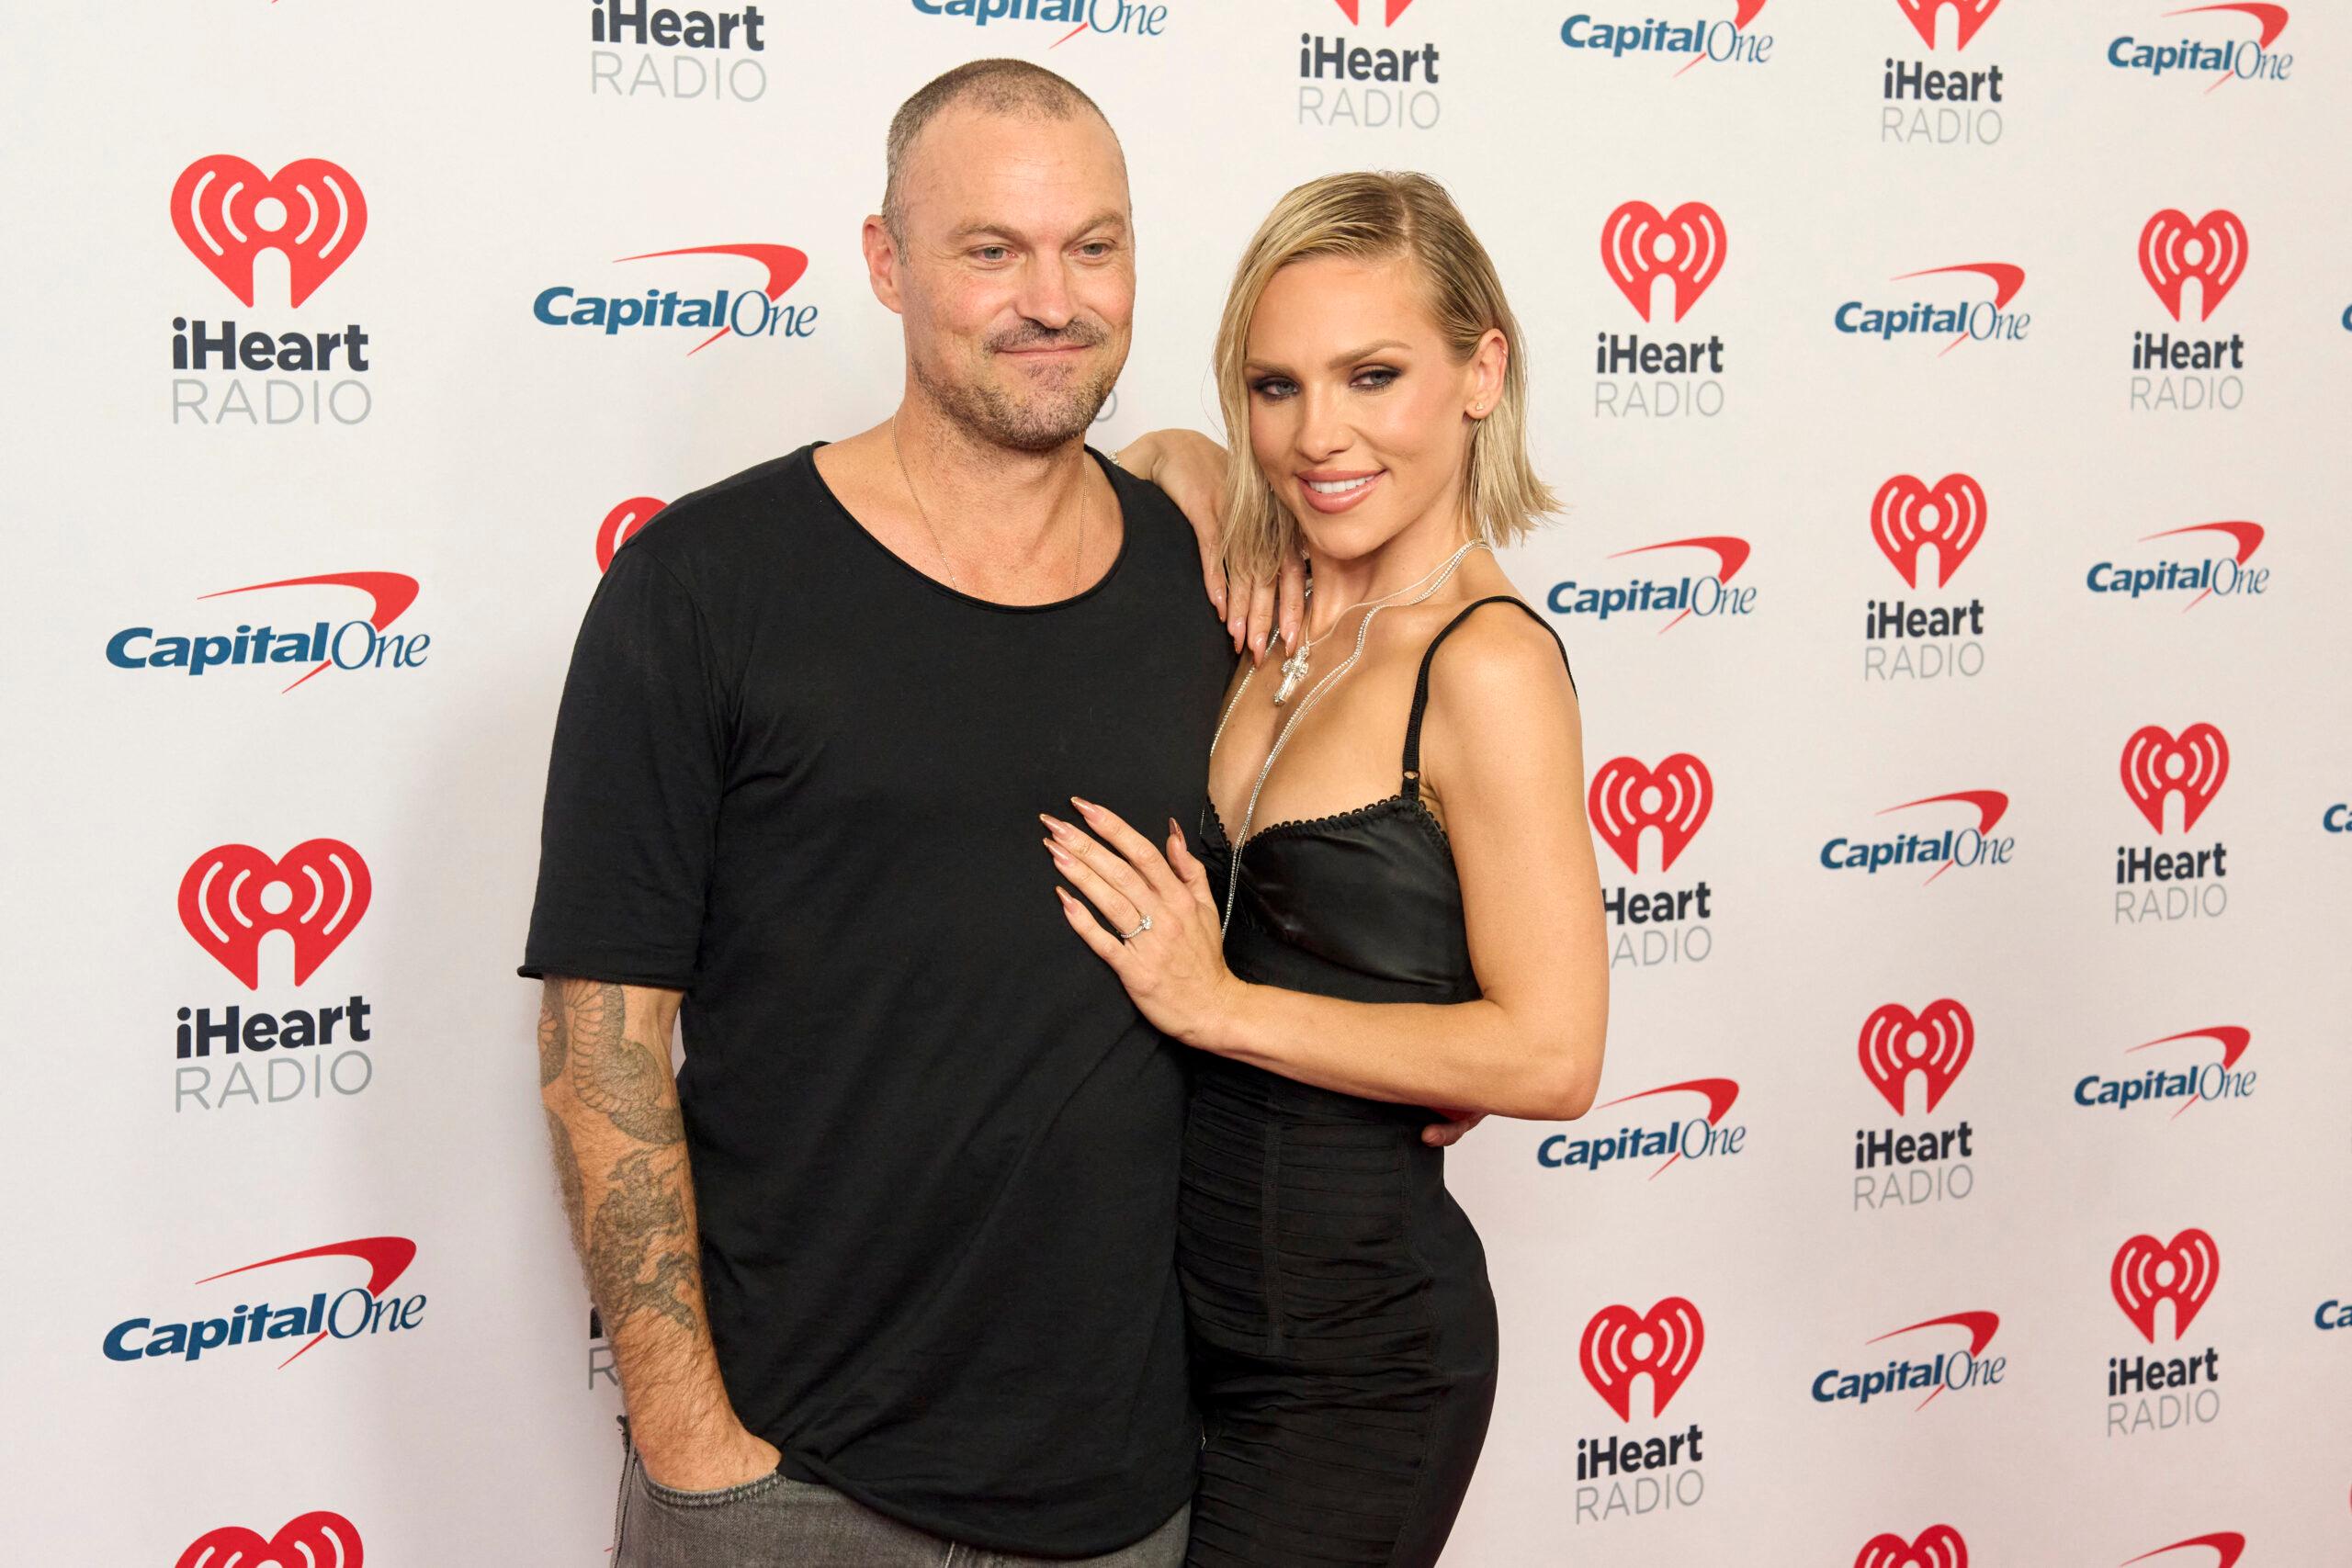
[1580,1298,1703,1420]
[105,1236,420,1370]
[1895,0,1999,48]
[179,840,371,988]
[179,1511,362,1568]
[2121,724,2228,833]
[1577,1077,1743,1177]
[598,497,667,570]
[2113,1229,2219,1341]
[1589,754,1712,873]
[2140,210,2247,321]
[2123,1535,2245,1568]
[1601,201,1725,321]
[534,243,814,354]
[2120,1026,2254,1118]
[1860,999,1973,1115]
[1872,475,1984,587]
[1856,1524,1968,1568]
[173,155,367,307]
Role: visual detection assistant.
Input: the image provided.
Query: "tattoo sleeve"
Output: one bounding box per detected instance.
[539,976,735,1454]
[568,980,687,1145]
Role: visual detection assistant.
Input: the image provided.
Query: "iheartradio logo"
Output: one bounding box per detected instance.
[1331,0,1414,19]
[1580,1298,1704,1421]
[1600,201,1725,322]
[2140,209,2247,321]
[178,840,371,989]
[1859,1000,1973,1115]
[1871,474,1985,587]
[173,156,367,309]
[598,497,667,571]
[1856,1524,1967,1568]
[178,1511,362,1568]
[2120,724,2229,833]
[1589,755,1712,873]
[1895,0,1999,50]
[2113,1229,2220,1342]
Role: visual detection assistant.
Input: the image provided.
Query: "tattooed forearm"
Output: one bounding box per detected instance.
[538,987,569,1088]
[568,980,685,1145]
[545,1108,587,1241]
[587,1146,702,1337]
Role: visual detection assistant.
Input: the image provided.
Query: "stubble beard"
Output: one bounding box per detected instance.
[913,330,1125,456]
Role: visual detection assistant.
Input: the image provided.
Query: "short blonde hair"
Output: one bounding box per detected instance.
[1213,171,1558,581]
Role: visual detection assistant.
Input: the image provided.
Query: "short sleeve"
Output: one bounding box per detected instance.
[518,542,730,988]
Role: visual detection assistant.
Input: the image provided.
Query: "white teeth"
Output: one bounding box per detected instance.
[1306,476,1375,495]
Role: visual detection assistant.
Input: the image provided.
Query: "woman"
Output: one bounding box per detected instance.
[1049,172,1610,1567]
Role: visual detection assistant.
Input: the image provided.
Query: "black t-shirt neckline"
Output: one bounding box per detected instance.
[803,439,1135,615]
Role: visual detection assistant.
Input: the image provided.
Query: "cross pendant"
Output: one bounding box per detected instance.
[1272,649,1310,706]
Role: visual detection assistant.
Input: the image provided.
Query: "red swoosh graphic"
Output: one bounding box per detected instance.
[2128,1027,2252,1116]
[1589,1077,1742,1178]
[1866,1310,2000,1408]
[615,243,809,355]
[2139,522,2263,608]
[2165,3,2288,47]
[195,1237,417,1367]
[198,570,420,693]
[1674,0,1770,76]
[2122,1531,2246,1568]
[1606,536,1752,632]
[1876,790,2010,883]
[1889,262,2027,355]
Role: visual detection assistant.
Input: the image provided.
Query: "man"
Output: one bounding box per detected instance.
[522,60,1456,1565]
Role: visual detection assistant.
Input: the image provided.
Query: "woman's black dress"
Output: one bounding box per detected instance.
[1181,595,1572,1568]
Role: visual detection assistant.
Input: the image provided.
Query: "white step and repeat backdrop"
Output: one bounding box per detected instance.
[5,2,2350,1563]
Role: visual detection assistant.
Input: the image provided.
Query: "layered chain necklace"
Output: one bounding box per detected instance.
[891,415,1086,599]
[1270,538,1488,706]
[1207,536,1490,934]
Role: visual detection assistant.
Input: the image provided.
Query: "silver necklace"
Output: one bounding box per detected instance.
[890,416,1085,598]
[1206,536,1487,934]
[1271,540,1492,705]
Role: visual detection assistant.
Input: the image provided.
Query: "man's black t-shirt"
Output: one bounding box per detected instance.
[518,444,1235,1553]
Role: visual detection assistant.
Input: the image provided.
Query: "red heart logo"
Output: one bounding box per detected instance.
[1600,201,1726,323]
[1871,474,1986,587]
[1579,1297,1704,1421]
[172,156,368,308]
[2120,724,2229,834]
[178,1510,363,1568]
[1855,1523,1968,1568]
[2112,1229,2220,1342]
[2139,209,2247,322]
[1893,0,2000,50]
[1858,1000,1973,1115]
[597,496,668,571]
[178,840,372,989]
[1588,755,1712,874]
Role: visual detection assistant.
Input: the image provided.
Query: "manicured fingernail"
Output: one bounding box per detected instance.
[1040,813,1070,836]
[1045,839,1071,864]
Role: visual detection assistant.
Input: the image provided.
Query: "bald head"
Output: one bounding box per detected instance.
[882,59,1117,243]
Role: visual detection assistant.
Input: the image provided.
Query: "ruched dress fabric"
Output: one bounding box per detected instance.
[1180,596,1573,1568]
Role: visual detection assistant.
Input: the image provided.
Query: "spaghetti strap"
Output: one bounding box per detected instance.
[1401,596,1575,801]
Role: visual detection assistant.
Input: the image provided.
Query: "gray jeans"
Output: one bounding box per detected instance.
[611,1419,1190,1567]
